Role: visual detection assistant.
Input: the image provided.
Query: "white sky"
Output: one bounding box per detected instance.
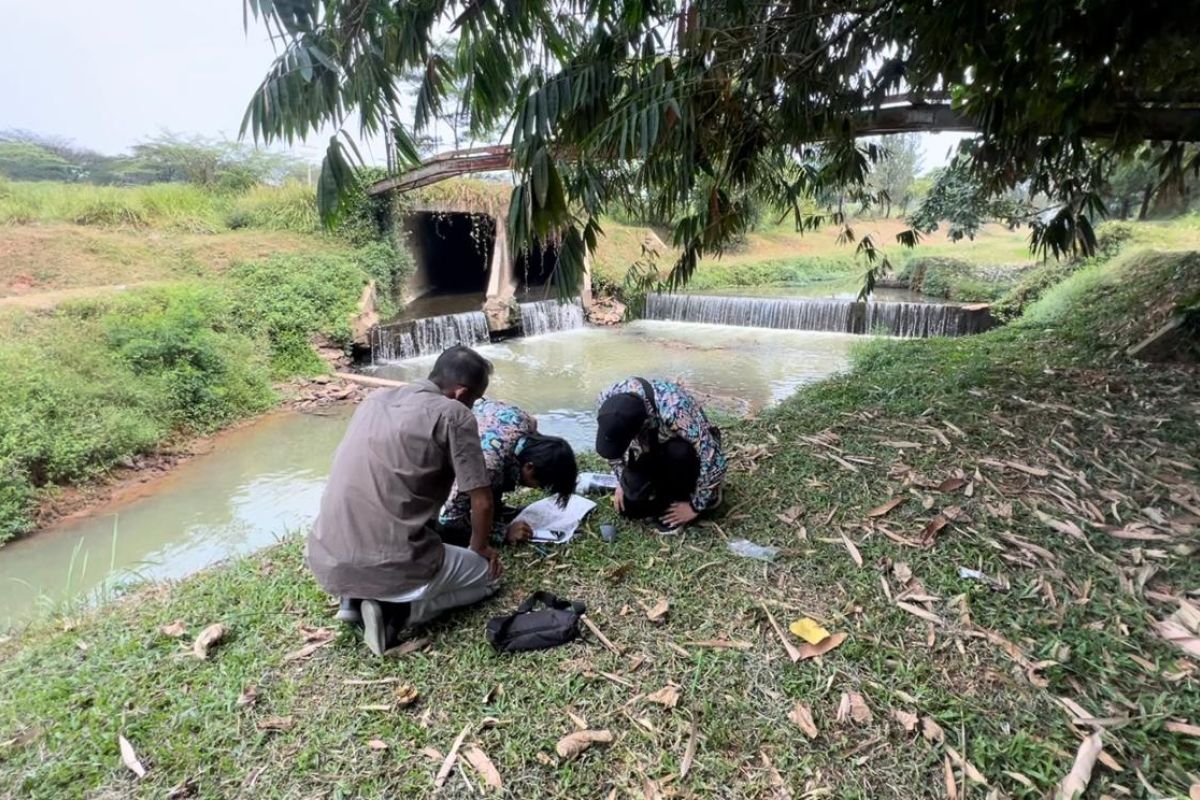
[0,1,968,170]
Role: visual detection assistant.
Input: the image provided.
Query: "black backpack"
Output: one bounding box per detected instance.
[485,592,586,653]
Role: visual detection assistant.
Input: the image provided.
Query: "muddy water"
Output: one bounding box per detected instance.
[372,321,858,447]
[0,321,857,628]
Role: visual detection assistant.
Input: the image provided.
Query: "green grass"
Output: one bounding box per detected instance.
[0,242,405,541]
[1,248,1197,798]
[0,178,334,236]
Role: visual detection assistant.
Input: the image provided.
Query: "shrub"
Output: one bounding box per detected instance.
[227,254,370,377]
[102,286,275,430]
[897,256,1015,302]
[992,221,1136,320]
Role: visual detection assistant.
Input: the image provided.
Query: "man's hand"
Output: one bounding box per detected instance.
[472,543,504,579]
[505,520,533,544]
[613,485,625,513]
[662,501,699,528]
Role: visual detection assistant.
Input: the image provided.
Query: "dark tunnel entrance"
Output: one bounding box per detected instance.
[404,211,497,296]
[514,240,561,299]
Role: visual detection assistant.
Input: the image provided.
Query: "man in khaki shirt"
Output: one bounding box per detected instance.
[307,346,502,655]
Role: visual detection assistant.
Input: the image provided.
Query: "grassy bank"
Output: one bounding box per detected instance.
[0,244,408,543]
[0,177,415,542]
[1,249,1196,798]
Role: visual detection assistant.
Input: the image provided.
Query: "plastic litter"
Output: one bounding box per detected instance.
[600,523,618,543]
[958,566,1009,591]
[575,472,619,494]
[727,539,779,562]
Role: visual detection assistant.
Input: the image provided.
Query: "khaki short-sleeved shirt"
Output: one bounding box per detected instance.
[307,380,491,598]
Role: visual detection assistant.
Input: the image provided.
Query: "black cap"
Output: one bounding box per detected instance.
[595,393,647,459]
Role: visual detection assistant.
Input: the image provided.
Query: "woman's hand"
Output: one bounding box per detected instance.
[661,502,698,528]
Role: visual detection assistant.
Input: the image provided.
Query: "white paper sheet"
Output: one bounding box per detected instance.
[513,494,597,544]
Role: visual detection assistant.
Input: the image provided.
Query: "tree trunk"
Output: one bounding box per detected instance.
[1119,197,1131,220]
[1138,184,1154,220]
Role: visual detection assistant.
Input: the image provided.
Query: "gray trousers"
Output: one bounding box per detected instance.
[380,545,498,626]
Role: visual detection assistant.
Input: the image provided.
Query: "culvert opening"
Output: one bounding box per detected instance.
[404,211,497,297]
[515,240,561,299]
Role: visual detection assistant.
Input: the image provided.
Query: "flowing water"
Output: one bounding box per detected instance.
[372,310,491,360]
[644,293,993,336]
[1,321,857,627]
[519,298,585,336]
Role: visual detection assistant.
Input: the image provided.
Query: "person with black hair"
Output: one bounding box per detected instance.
[439,399,578,546]
[308,346,504,656]
[595,377,726,533]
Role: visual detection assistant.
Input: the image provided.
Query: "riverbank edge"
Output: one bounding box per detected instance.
[23,374,372,537]
[0,249,1196,799]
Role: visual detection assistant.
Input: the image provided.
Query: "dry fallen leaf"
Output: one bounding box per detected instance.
[367,739,388,751]
[435,723,472,788]
[777,505,803,525]
[788,617,830,645]
[867,497,907,518]
[893,562,913,584]
[645,599,670,624]
[192,623,226,660]
[420,747,444,762]
[646,685,681,708]
[118,735,147,779]
[283,639,334,662]
[1055,732,1103,800]
[891,709,919,733]
[837,692,872,725]
[680,714,699,778]
[298,625,334,643]
[944,754,958,800]
[797,631,847,661]
[788,703,819,739]
[921,514,949,545]
[938,477,967,493]
[1189,784,1200,800]
[1165,720,1200,738]
[160,620,187,638]
[566,710,589,730]
[256,716,294,732]
[896,601,943,625]
[236,686,258,707]
[922,716,945,744]
[1035,510,1086,540]
[462,745,503,792]
[394,683,420,707]
[555,729,614,759]
[945,746,988,785]
[840,533,864,567]
[1155,601,1200,658]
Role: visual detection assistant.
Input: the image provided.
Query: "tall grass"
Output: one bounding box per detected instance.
[0,179,320,234]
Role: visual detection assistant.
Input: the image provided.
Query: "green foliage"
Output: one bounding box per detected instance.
[245,0,1200,295]
[226,181,319,231]
[0,142,77,182]
[226,253,370,377]
[0,289,276,540]
[103,287,275,428]
[896,256,1020,302]
[865,134,922,217]
[991,220,1136,319]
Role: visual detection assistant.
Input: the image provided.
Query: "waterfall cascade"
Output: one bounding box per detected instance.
[643,293,993,337]
[519,298,586,336]
[372,311,491,361]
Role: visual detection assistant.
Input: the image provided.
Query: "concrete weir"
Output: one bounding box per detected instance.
[643,293,995,337]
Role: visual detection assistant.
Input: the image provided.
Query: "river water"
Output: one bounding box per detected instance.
[0,321,857,628]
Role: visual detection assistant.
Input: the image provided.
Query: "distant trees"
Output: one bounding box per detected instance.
[866,135,922,218]
[0,130,310,189]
